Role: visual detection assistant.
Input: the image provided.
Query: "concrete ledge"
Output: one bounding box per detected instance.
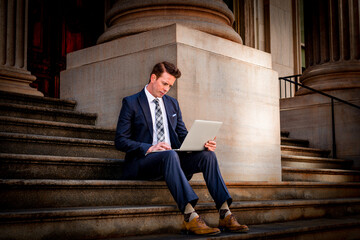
[0,200,359,239]
[0,103,97,125]
[283,167,360,182]
[281,137,309,147]
[1,179,360,210]
[0,153,123,180]
[122,215,360,240]
[0,90,76,110]
[0,133,123,158]
[281,145,330,157]
[66,24,272,70]
[282,154,353,169]
[0,116,115,140]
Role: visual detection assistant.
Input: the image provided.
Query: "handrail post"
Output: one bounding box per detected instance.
[331,99,337,158]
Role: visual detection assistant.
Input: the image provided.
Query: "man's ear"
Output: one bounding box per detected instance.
[150,74,157,82]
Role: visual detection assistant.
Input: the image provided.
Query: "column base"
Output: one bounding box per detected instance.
[0,68,43,97]
[297,61,360,95]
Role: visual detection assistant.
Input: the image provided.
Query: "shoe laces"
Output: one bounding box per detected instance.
[228,214,237,223]
[196,216,208,226]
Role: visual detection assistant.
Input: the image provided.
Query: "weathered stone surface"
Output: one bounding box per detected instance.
[115,216,360,240]
[2,179,360,210]
[0,199,359,240]
[0,0,42,96]
[281,137,309,147]
[299,0,360,95]
[0,90,76,110]
[281,88,360,168]
[283,167,360,182]
[0,116,115,140]
[0,154,123,180]
[0,133,123,159]
[0,103,97,125]
[61,24,281,182]
[282,154,353,170]
[281,145,330,157]
[97,0,242,44]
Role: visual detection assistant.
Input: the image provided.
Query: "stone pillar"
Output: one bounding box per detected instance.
[281,0,360,166]
[0,0,42,96]
[298,0,360,95]
[97,0,242,44]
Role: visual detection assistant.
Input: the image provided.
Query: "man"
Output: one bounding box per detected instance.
[115,61,249,235]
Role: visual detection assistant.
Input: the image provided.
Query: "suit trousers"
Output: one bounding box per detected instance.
[137,150,232,213]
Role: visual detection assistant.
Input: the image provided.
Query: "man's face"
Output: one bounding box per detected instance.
[147,72,176,98]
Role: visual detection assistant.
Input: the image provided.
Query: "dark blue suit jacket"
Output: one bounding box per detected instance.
[115,89,188,179]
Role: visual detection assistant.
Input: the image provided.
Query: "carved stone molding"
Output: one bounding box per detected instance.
[97,0,242,44]
[0,0,42,96]
[298,0,360,95]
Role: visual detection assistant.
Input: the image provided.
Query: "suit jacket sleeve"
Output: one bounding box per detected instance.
[174,101,188,144]
[114,97,152,156]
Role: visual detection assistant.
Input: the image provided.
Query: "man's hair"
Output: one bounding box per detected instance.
[149,61,181,82]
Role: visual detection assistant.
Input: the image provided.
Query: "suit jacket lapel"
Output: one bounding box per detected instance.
[163,96,174,131]
[163,96,181,149]
[138,89,153,138]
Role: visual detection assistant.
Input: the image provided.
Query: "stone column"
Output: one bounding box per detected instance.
[0,0,42,96]
[281,0,360,166]
[298,0,360,95]
[97,0,242,44]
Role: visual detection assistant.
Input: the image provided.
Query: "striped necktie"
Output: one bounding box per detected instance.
[153,98,165,143]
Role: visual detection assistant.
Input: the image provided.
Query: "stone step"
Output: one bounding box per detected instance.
[0,132,124,158]
[0,102,97,125]
[0,116,115,140]
[281,131,289,138]
[281,137,309,147]
[0,153,123,180]
[0,90,76,110]
[282,154,353,169]
[1,179,360,210]
[0,199,359,239]
[281,145,330,157]
[283,167,360,182]
[120,215,360,240]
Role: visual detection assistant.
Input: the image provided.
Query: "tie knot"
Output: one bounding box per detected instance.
[153,98,160,105]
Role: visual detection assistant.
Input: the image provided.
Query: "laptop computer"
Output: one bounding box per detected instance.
[149,120,223,154]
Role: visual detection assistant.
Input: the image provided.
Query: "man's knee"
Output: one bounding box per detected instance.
[199,151,219,166]
[161,150,180,165]
[201,150,217,160]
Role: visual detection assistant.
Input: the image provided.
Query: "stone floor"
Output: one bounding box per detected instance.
[111,215,360,240]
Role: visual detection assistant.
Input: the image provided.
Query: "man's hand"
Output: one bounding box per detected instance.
[205,137,216,151]
[147,142,172,153]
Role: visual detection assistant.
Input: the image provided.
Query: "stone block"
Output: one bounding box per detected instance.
[60,24,281,182]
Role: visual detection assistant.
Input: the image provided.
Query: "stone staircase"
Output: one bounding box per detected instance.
[280,131,360,182]
[0,91,360,240]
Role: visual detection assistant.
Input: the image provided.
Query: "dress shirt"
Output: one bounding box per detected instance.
[144,85,171,146]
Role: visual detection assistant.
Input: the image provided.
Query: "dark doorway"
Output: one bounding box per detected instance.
[28,0,104,98]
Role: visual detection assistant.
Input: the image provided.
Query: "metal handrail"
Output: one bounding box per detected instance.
[279,74,301,98]
[279,75,360,159]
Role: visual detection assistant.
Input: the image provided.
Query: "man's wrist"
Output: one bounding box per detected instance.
[147,145,153,153]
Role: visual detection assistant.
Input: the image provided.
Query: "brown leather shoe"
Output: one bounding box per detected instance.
[182,216,221,235]
[219,214,249,233]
